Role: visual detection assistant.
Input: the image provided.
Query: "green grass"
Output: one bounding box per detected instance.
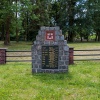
[0,62,100,100]
[68,42,100,49]
[0,41,100,100]
[0,41,100,50]
[0,41,32,50]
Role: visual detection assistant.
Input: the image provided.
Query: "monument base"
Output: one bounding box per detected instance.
[32,68,68,73]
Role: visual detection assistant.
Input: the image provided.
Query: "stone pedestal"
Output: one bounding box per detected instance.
[32,26,69,73]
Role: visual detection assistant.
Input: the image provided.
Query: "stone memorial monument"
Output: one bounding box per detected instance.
[32,26,69,73]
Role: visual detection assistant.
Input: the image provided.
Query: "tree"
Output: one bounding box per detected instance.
[75,0,93,41]
[67,0,78,42]
[0,1,5,41]
[1,0,14,45]
[0,0,100,43]
[26,0,50,41]
[50,0,78,42]
[92,0,100,41]
[50,0,68,33]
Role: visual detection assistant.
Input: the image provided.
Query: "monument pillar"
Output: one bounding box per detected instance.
[32,26,69,73]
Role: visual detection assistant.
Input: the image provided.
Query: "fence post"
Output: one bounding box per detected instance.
[69,47,74,65]
[0,48,7,64]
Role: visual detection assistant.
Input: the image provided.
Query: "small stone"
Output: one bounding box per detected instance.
[55,36,59,41]
[41,26,45,30]
[59,61,64,65]
[54,42,58,45]
[45,27,50,30]
[32,69,37,73]
[49,27,55,30]
[55,30,61,35]
[55,26,60,30]
[59,50,63,55]
[38,30,42,35]
[64,46,69,51]
[59,35,64,40]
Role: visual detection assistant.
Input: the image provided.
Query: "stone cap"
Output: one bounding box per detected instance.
[40,26,60,31]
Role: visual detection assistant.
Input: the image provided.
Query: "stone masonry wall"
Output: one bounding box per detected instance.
[32,26,69,73]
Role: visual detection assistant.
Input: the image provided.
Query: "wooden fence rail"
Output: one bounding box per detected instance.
[0,48,100,64]
[74,49,100,62]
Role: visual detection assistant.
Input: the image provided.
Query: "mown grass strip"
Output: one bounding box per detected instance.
[0,61,100,100]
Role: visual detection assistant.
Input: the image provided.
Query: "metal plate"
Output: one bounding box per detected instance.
[42,46,59,69]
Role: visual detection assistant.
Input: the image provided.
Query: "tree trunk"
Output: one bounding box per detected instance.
[80,34,83,42]
[1,24,5,41]
[87,37,89,42]
[4,16,11,45]
[16,0,19,42]
[67,0,76,42]
[95,32,98,41]
[97,31,100,41]
[68,31,74,42]
[24,32,27,41]
[16,27,19,42]
[95,31,100,41]
[26,11,29,41]
[23,11,29,41]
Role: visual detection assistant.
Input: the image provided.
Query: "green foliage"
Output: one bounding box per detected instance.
[89,34,96,41]
[0,0,100,42]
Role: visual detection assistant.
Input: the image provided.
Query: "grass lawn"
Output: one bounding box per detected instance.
[0,62,100,100]
[0,41,32,50]
[68,42,100,49]
[0,41,100,50]
[0,41,100,100]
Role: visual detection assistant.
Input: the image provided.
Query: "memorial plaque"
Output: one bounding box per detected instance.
[42,46,59,69]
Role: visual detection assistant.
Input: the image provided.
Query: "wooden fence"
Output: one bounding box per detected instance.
[74,49,100,61]
[0,48,100,64]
